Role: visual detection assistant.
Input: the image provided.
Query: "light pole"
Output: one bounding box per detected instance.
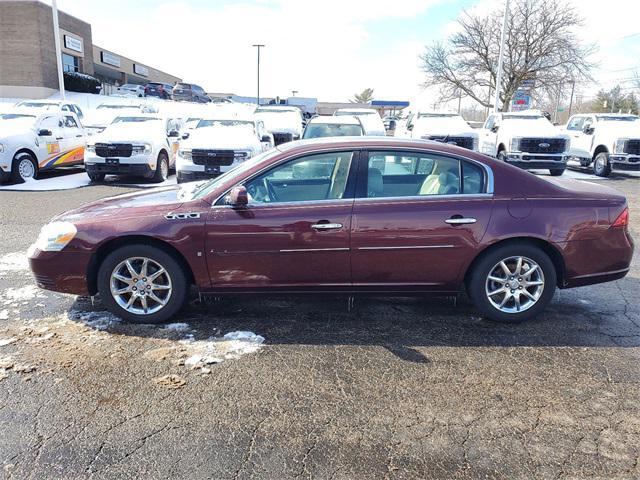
[52,0,66,100]
[291,90,298,97]
[493,0,510,112]
[252,44,265,105]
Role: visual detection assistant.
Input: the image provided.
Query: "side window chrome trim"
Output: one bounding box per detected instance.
[354,193,493,204]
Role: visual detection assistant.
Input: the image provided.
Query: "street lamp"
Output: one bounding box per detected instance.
[252,44,265,105]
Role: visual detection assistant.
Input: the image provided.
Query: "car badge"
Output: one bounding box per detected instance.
[207,152,217,157]
[539,142,550,148]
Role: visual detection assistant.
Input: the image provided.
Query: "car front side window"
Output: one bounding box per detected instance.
[567,117,584,131]
[244,151,354,204]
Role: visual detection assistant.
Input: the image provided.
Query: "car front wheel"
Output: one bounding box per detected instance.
[11,152,38,183]
[152,152,169,183]
[467,244,557,323]
[97,245,188,323]
[593,152,611,177]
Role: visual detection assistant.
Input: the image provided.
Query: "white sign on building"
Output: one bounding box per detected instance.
[64,35,83,53]
[133,64,149,77]
[101,51,121,68]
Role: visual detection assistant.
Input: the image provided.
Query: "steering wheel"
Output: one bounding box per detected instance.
[264,178,279,203]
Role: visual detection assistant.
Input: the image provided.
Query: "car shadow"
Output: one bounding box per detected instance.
[66,275,640,363]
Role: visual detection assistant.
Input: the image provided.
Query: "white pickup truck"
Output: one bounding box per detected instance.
[480,110,571,176]
[84,114,182,183]
[176,116,273,183]
[82,103,157,135]
[562,113,640,176]
[404,111,479,151]
[0,111,85,183]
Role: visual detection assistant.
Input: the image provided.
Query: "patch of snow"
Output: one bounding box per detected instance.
[0,337,18,347]
[0,173,91,192]
[2,286,45,305]
[68,310,121,331]
[0,310,8,320]
[0,252,29,272]
[162,322,191,332]
[182,330,264,371]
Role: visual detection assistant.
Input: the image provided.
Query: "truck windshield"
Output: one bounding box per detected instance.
[197,120,254,128]
[303,123,363,138]
[0,113,36,121]
[112,117,160,124]
[97,105,138,110]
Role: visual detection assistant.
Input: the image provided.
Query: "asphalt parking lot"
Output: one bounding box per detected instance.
[0,172,639,479]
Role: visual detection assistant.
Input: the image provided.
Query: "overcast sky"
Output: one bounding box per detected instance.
[57,0,639,107]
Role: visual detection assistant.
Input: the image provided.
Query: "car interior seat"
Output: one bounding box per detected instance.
[419,160,460,195]
[368,168,384,197]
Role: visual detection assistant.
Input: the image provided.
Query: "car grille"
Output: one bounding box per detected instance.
[422,135,474,150]
[624,139,640,155]
[273,133,294,145]
[519,138,566,154]
[95,143,133,158]
[191,149,237,166]
[33,274,56,290]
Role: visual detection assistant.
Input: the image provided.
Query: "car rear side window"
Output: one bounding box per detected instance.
[366,151,485,198]
[244,152,354,204]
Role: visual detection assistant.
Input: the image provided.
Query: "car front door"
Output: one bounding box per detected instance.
[351,150,493,290]
[55,115,85,166]
[480,115,499,156]
[204,150,358,289]
[565,115,589,159]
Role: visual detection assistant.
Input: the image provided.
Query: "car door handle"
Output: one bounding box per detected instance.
[76,134,83,137]
[445,216,477,225]
[311,223,343,230]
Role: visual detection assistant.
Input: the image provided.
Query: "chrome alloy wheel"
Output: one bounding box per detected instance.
[18,157,35,180]
[485,256,545,314]
[160,158,169,180]
[110,257,172,315]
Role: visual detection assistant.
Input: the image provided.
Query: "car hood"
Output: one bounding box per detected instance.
[414,118,477,137]
[55,186,186,222]
[95,122,161,142]
[0,122,36,140]
[499,120,565,138]
[185,126,258,150]
[594,122,640,138]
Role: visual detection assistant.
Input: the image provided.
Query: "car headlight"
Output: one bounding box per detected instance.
[0,144,5,153]
[132,143,152,154]
[614,138,628,154]
[33,222,77,252]
[510,137,522,152]
[179,149,192,160]
[85,144,95,153]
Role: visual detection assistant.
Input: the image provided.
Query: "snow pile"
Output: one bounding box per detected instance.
[68,309,121,331]
[0,174,90,192]
[2,286,45,306]
[183,331,265,372]
[0,252,29,272]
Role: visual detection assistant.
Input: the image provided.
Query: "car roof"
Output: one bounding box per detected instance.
[308,115,361,125]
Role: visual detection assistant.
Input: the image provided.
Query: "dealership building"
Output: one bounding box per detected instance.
[0,0,181,98]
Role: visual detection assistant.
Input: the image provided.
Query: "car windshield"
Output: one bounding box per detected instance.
[303,123,363,138]
[174,84,192,90]
[596,116,638,122]
[197,119,254,129]
[112,116,160,124]
[97,104,138,110]
[0,113,36,121]
[181,149,281,201]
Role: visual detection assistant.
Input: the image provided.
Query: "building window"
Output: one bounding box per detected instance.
[62,53,80,73]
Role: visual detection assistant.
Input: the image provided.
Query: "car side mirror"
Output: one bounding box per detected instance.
[38,128,52,136]
[491,125,500,133]
[181,132,190,140]
[407,124,413,131]
[168,130,179,137]
[261,135,271,142]
[583,125,594,135]
[227,186,248,208]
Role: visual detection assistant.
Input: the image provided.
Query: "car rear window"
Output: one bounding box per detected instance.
[175,83,192,90]
[303,123,363,138]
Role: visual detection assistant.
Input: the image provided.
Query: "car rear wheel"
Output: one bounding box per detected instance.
[152,152,169,183]
[97,245,188,323]
[11,152,38,183]
[593,152,611,177]
[549,168,565,176]
[467,244,557,323]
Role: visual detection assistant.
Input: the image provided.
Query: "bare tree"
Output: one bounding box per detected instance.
[420,0,595,111]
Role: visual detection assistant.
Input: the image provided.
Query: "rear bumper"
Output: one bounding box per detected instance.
[28,247,91,295]
[506,152,568,170]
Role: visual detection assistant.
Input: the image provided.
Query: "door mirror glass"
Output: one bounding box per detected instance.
[181,132,190,140]
[38,128,52,136]
[582,124,594,134]
[168,129,180,137]
[227,186,248,208]
[491,125,500,133]
[261,135,271,143]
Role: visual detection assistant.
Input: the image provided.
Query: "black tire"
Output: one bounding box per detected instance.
[549,168,565,176]
[467,243,557,323]
[11,152,38,183]
[87,171,105,182]
[593,152,611,177]
[176,171,186,184]
[152,152,169,183]
[97,244,189,323]
[497,150,507,162]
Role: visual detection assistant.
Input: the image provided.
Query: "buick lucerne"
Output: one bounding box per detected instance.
[28,137,634,323]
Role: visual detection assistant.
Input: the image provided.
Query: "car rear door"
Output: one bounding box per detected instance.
[204,150,358,289]
[350,149,493,290]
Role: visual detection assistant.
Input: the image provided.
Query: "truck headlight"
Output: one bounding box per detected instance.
[33,221,77,252]
[614,138,628,154]
[510,137,522,152]
[179,149,192,161]
[132,143,152,154]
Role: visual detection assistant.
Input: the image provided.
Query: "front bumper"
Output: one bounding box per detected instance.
[85,154,155,177]
[505,152,568,170]
[177,170,218,183]
[0,166,10,183]
[610,154,640,171]
[28,247,91,295]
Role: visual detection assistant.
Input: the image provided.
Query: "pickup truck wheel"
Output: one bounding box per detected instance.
[593,152,611,177]
[152,152,169,183]
[497,150,507,162]
[11,152,38,183]
[97,245,188,323]
[467,244,557,323]
[549,168,565,176]
[87,171,105,182]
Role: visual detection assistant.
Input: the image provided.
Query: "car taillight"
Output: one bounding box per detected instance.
[611,207,629,228]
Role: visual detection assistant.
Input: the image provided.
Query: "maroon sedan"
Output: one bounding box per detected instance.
[28,137,633,323]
